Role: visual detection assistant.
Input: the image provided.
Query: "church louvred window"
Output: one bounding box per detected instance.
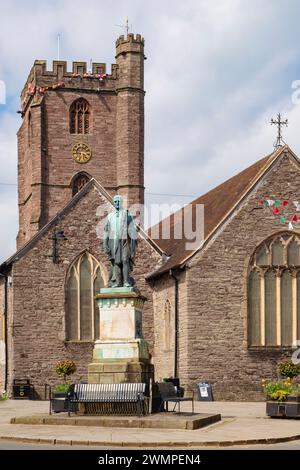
[72,172,90,196]
[70,98,90,134]
[248,233,300,347]
[66,252,106,341]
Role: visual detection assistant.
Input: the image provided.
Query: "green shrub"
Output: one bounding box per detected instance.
[0,392,8,401]
[53,383,70,393]
[278,361,300,378]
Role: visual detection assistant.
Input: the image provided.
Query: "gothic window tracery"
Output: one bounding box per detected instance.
[66,252,106,341]
[248,233,300,347]
[70,98,90,134]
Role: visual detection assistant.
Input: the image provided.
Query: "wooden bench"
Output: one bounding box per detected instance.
[67,383,147,417]
[157,382,195,413]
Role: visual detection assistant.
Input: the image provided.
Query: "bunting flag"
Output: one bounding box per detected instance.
[261,197,300,230]
[27,84,35,95]
[27,82,66,96]
[19,81,67,115]
[21,73,106,110]
[293,201,300,211]
[71,72,107,81]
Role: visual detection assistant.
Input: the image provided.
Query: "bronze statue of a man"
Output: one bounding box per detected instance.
[103,195,138,288]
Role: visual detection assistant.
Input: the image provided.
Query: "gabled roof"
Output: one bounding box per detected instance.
[147,145,299,279]
[0,179,164,271]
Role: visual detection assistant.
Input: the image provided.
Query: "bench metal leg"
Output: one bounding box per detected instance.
[137,397,143,417]
[159,400,166,412]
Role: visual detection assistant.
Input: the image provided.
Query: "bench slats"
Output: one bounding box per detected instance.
[72,383,145,403]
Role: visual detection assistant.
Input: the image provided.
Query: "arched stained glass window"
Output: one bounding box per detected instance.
[66,252,106,341]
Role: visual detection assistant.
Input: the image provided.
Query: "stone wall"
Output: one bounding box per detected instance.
[184,151,299,400]
[151,269,188,387]
[152,273,176,381]
[0,277,5,391]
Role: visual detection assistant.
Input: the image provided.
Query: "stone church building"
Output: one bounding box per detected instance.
[0,33,299,400]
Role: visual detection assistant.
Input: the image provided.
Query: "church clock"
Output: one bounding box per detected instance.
[72,143,92,164]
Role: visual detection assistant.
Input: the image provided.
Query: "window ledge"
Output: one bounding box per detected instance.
[248,345,295,352]
[70,133,92,136]
[64,340,95,344]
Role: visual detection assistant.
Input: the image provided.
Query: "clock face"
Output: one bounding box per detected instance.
[72,143,91,164]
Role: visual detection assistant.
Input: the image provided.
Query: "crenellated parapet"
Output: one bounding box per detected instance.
[116,33,144,45]
[26,59,117,80]
[19,34,146,116]
[20,59,120,114]
[115,33,144,56]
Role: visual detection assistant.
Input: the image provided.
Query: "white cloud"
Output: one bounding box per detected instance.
[1,0,300,256]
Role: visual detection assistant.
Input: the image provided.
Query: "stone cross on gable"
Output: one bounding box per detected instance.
[271,113,288,149]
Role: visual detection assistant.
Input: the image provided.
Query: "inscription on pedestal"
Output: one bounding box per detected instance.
[99,297,143,340]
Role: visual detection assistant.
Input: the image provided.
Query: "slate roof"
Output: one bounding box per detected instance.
[147,145,297,279]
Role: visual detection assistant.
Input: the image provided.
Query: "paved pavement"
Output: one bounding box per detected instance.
[1,400,300,447]
[2,441,300,450]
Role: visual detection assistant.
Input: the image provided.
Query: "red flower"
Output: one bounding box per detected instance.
[273,207,279,215]
[283,200,288,206]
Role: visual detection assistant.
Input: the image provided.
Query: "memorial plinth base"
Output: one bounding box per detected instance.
[88,287,154,386]
[88,360,154,384]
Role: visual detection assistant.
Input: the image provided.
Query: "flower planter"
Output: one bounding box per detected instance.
[51,392,69,413]
[266,396,300,418]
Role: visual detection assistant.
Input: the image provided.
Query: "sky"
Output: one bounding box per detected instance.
[1,0,300,262]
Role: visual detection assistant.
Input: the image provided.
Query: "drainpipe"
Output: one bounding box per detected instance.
[169,269,179,378]
[4,274,8,392]
[0,272,8,391]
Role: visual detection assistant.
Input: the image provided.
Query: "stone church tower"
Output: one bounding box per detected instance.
[17,34,145,248]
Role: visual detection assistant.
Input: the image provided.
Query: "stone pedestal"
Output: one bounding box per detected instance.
[88,287,153,385]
